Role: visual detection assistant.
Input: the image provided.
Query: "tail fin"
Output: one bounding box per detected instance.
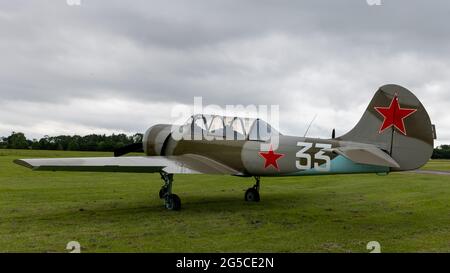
[338,84,434,171]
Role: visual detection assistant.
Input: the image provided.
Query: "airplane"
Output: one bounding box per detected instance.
[14,84,436,211]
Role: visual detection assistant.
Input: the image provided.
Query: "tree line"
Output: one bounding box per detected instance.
[1,131,450,159]
[431,145,450,159]
[0,132,143,152]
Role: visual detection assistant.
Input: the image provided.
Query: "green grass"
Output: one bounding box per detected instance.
[0,149,449,253]
[422,159,450,172]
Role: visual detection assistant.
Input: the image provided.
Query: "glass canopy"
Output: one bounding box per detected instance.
[183,114,281,141]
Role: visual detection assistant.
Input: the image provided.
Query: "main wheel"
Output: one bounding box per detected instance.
[245,188,260,202]
[165,194,181,210]
[159,187,167,199]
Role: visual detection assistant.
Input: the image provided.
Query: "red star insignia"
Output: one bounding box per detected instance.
[374,95,417,135]
[259,145,285,170]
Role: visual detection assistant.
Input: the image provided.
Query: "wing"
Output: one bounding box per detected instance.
[325,146,400,168]
[14,154,241,175]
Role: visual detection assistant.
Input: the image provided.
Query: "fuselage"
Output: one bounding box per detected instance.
[144,124,389,177]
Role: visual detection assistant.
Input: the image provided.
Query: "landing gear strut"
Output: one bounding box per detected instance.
[245,176,260,202]
[159,172,181,210]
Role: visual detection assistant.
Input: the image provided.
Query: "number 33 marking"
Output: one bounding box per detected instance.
[296,142,331,172]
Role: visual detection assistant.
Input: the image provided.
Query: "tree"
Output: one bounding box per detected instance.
[0,131,143,152]
[31,139,40,150]
[0,136,6,148]
[67,140,79,151]
[432,145,450,159]
[6,132,28,149]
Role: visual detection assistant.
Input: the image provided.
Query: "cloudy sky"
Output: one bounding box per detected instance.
[1,0,449,145]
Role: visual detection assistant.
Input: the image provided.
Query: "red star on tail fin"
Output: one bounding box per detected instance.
[374,95,417,135]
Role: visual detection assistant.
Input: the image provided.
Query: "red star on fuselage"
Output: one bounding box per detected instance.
[259,145,285,170]
[374,95,417,135]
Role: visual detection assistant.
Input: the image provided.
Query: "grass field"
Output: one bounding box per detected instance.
[421,159,450,172]
[0,149,449,253]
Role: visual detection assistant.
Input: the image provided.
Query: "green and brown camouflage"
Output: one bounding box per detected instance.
[14,84,435,210]
[15,84,434,177]
[141,84,434,176]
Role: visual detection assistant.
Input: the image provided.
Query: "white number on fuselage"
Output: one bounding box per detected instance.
[296,142,332,172]
[295,142,312,170]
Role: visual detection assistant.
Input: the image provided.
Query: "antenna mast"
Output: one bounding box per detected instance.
[303,114,317,138]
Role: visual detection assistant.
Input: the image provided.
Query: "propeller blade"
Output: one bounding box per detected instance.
[114,142,143,157]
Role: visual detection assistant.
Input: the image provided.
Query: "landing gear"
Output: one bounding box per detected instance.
[159,187,167,199]
[245,176,261,202]
[159,172,181,210]
[165,194,181,210]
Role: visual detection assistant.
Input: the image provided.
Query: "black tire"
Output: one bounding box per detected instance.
[165,194,181,210]
[159,187,167,199]
[245,188,260,202]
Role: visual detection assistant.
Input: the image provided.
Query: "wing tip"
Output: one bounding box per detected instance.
[13,159,34,169]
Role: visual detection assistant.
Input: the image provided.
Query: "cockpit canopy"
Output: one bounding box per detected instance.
[182,114,281,141]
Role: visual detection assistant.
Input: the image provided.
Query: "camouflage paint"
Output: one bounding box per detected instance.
[142,84,433,176]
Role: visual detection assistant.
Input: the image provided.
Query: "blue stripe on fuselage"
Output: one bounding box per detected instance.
[286,155,389,176]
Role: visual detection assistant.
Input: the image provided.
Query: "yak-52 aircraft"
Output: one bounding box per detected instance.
[15,84,436,210]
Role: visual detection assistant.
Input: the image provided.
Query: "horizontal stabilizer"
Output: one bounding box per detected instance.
[325,146,400,168]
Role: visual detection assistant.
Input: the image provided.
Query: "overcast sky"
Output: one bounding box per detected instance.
[1,0,449,145]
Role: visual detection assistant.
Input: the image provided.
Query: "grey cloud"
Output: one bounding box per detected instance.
[0,0,450,143]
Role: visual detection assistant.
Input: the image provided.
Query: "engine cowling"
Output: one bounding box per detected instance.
[143,124,173,156]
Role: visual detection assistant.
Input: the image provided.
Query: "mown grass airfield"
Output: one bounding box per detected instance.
[1,149,449,252]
